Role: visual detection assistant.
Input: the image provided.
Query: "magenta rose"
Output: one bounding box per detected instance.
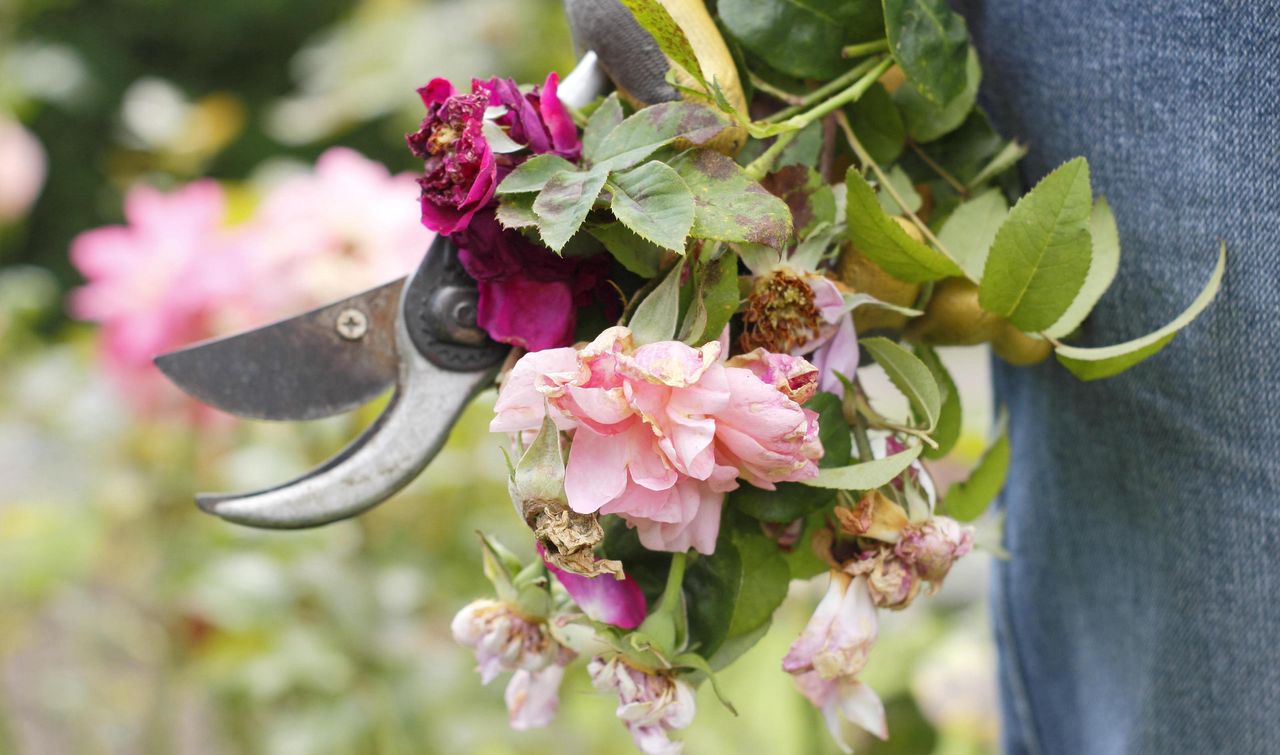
[455,209,610,351]
[407,73,580,235]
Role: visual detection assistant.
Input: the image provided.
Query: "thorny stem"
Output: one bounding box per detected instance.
[842,39,890,58]
[762,56,886,124]
[835,110,971,281]
[909,141,967,196]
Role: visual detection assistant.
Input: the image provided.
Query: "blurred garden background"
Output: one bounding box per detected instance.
[0,0,1000,752]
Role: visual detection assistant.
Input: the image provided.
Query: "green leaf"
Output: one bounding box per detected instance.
[683,538,740,658]
[617,0,706,86]
[686,247,741,345]
[913,345,961,459]
[967,139,1028,189]
[629,257,686,344]
[883,0,972,106]
[876,165,922,216]
[861,337,942,431]
[495,194,539,229]
[707,621,771,672]
[937,188,1007,280]
[978,157,1093,331]
[532,167,609,252]
[497,154,577,195]
[909,109,1003,185]
[589,222,664,277]
[848,82,906,165]
[845,167,963,281]
[943,414,1009,521]
[684,523,790,658]
[731,392,851,522]
[670,149,792,249]
[1045,197,1121,338]
[726,530,790,638]
[582,93,624,162]
[608,161,695,252]
[893,47,980,143]
[591,101,732,173]
[1055,242,1225,380]
[803,443,923,490]
[718,0,849,80]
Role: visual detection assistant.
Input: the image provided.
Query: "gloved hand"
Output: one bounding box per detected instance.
[562,0,747,123]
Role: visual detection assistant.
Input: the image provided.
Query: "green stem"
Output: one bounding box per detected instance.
[764,56,883,124]
[745,57,892,180]
[789,57,892,128]
[658,552,688,616]
[842,39,890,58]
[855,412,875,465]
[743,129,799,181]
[749,73,806,105]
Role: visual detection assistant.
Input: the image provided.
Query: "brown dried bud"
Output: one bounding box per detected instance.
[835,490,911,542]
[524,500,622,579]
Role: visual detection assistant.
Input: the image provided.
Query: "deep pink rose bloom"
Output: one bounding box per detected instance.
[455,210,610,351]
[491,327,823,554]
[407,73,580,234]
[406,79,495,235]
[478,72,580,161]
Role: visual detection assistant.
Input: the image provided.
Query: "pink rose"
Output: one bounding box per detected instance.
[491,327,824,555]
[717,350,823,490]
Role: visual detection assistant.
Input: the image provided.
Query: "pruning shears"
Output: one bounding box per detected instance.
[157,0,694,529]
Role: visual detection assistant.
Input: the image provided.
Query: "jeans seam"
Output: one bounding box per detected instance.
[997,559,1045,755]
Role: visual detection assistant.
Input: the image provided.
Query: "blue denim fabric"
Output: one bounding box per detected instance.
[953,1,1280,753]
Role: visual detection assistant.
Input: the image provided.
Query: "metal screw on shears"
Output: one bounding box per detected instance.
[335,308,368,340]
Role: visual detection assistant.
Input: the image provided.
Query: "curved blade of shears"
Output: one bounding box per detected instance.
[154,279,405,421]
[192,236,509,528]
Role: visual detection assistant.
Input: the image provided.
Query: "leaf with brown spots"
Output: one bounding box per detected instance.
[669,149,793,250]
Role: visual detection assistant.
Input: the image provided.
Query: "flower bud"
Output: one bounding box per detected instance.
[895,516,974,588]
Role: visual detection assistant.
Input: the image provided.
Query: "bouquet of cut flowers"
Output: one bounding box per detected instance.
[146,0,1223,752]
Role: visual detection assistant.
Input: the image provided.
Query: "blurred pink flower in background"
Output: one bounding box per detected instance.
[69,180,252,413]
[68,147,428,416]
[246,147,427,312]
[0,116,46,223]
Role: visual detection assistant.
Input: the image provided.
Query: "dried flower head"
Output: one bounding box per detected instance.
[740,268,824,353]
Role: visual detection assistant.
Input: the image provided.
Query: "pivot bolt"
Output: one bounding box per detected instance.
[336,308,368,340]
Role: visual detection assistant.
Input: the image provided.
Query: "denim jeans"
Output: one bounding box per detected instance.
[953,1,1280,753]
